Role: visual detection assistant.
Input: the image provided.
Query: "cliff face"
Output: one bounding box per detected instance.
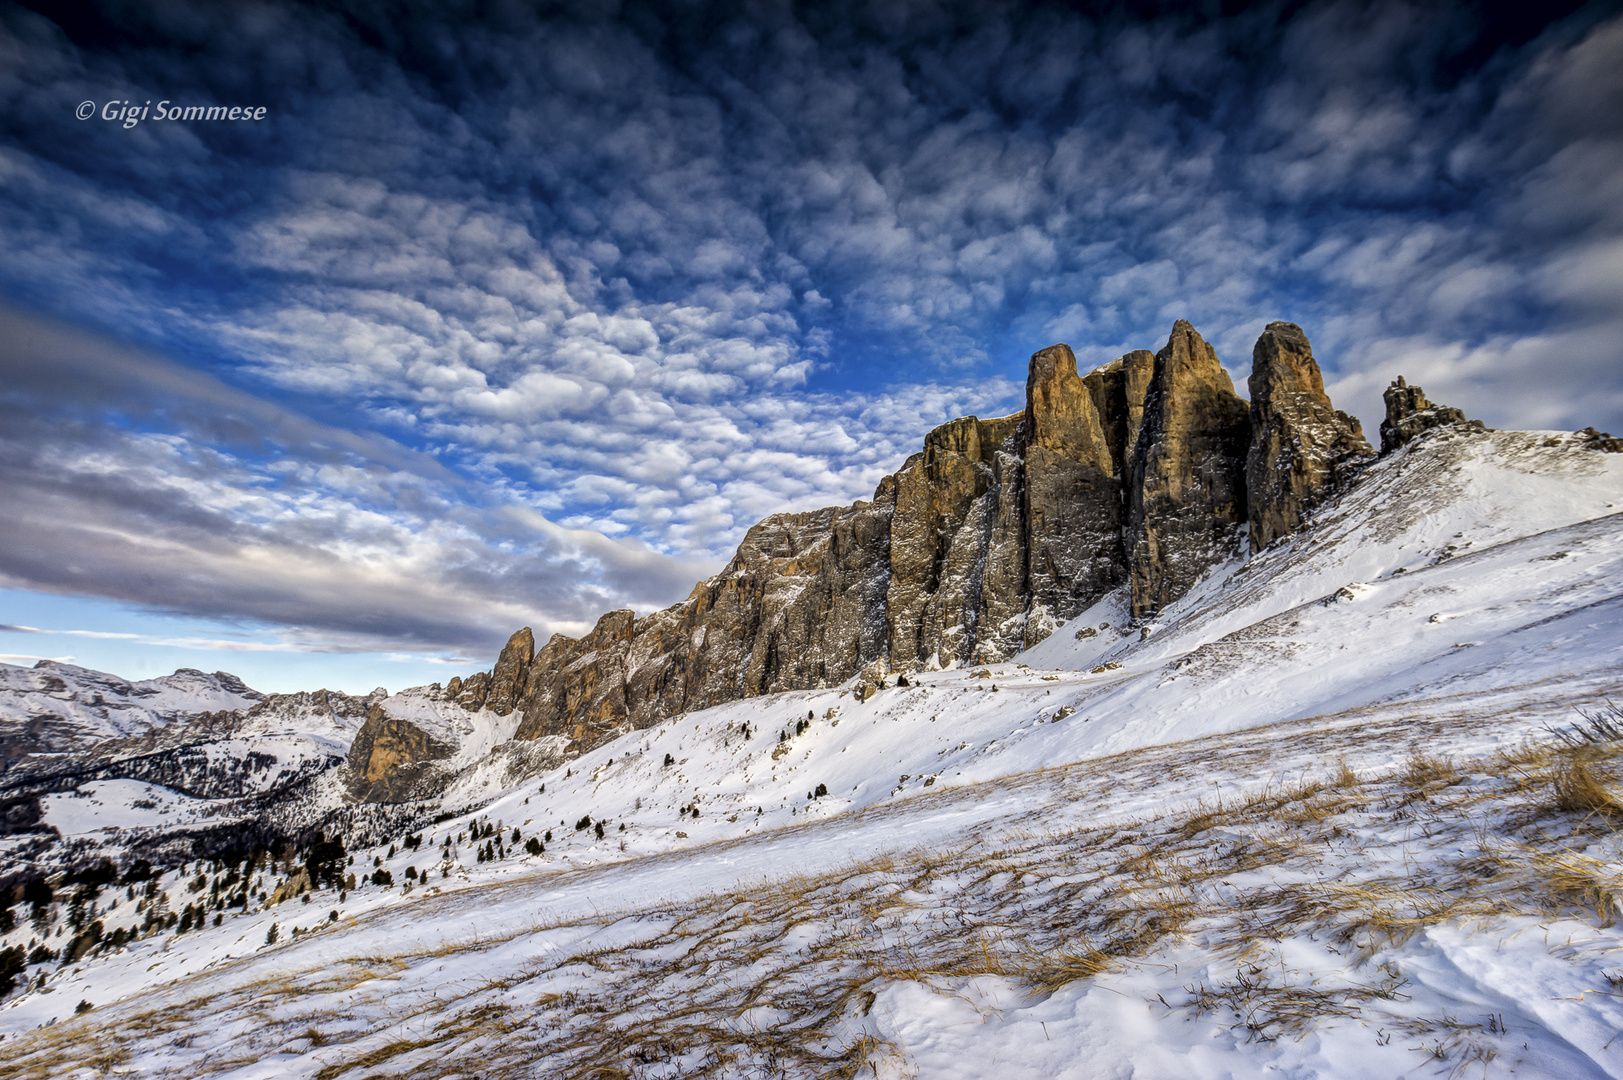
[1244,322,1375,553]
[418,320,1436,762]
[1126,321,1252,619]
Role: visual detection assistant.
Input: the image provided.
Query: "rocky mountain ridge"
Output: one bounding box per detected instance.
[347,319,1510,798]
[0,667,384,851]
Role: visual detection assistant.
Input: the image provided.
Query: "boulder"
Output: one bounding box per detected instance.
[1578,427,1623,453]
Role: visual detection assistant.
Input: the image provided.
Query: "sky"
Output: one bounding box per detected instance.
[0,0,1620,693]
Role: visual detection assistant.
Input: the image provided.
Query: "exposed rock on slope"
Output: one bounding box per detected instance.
[346,704,457,803]
[1379,376,1484,453]
[435,319,1387,764]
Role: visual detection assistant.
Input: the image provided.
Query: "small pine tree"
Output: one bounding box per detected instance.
[266,922,279,945]
[663,753,674,766]
[594,821,605,840]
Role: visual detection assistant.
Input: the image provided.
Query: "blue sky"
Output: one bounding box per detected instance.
[1,0,1619,692]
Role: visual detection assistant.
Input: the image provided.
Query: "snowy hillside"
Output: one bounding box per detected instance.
[3,423,1621,1078]
[0,663,262,760]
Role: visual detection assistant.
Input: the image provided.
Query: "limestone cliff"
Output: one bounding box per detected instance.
[345,702,457,803]
[1126,321,1252,619]
[1245,322,1375,552]
[420,320,1379,763]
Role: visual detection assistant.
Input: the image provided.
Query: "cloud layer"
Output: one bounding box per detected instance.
[0,0,1619,658]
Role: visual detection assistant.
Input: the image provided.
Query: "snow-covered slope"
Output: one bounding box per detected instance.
[0,663,263,759]
[230,690,380,751]
[4,425,1621,1078]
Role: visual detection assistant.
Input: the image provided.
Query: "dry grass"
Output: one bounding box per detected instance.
[1403,751,1458,788]
[15,688,1623,1079]
[1525,849,1623,927]
[1552,749,1623,817]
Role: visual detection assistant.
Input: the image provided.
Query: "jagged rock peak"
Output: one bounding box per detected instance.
[1127,320,1251,619]
[1018,344,1155,643]
[1245,322,1375,551]
[885,410,1023,669]
[396,317,1397,789]
[1379,376,1483,454]
[484,626,535,716]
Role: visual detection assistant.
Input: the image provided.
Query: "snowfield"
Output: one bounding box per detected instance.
[3,426,1623,1079]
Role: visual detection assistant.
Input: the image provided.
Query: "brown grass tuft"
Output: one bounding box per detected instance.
[1553,750,1623,818]
[1404,752,1457,788]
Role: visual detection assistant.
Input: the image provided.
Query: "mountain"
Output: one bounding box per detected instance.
[341,320,1464,799]
[0,667,392,862]
[2,330,1620,1076]
[0,663,263,766]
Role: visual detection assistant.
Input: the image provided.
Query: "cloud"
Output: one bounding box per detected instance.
[0,306,722,652]
[0,0,1619,667]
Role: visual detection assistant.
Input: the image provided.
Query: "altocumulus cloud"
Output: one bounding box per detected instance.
[0,307,720,654]
[0,0,1619,659]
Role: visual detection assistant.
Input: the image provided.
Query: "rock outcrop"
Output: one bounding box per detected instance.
[1020,345,1154,643]
[1578,427,1623,453]
[345,702,456,802]
[1126,321,1252,618]
[1379,377,1484,454]
[483,627,534,716]
[1245,322,1375,552]
[885,413,1022,667]
[407,320,1391,770]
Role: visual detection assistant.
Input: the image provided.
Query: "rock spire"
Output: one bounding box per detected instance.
[1245,322,1375,552]
[1126,321,1251,618]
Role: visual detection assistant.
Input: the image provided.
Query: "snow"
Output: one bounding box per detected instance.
[40,780,217,835]
[0,662,262,750]
[4,426,1623,1078]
